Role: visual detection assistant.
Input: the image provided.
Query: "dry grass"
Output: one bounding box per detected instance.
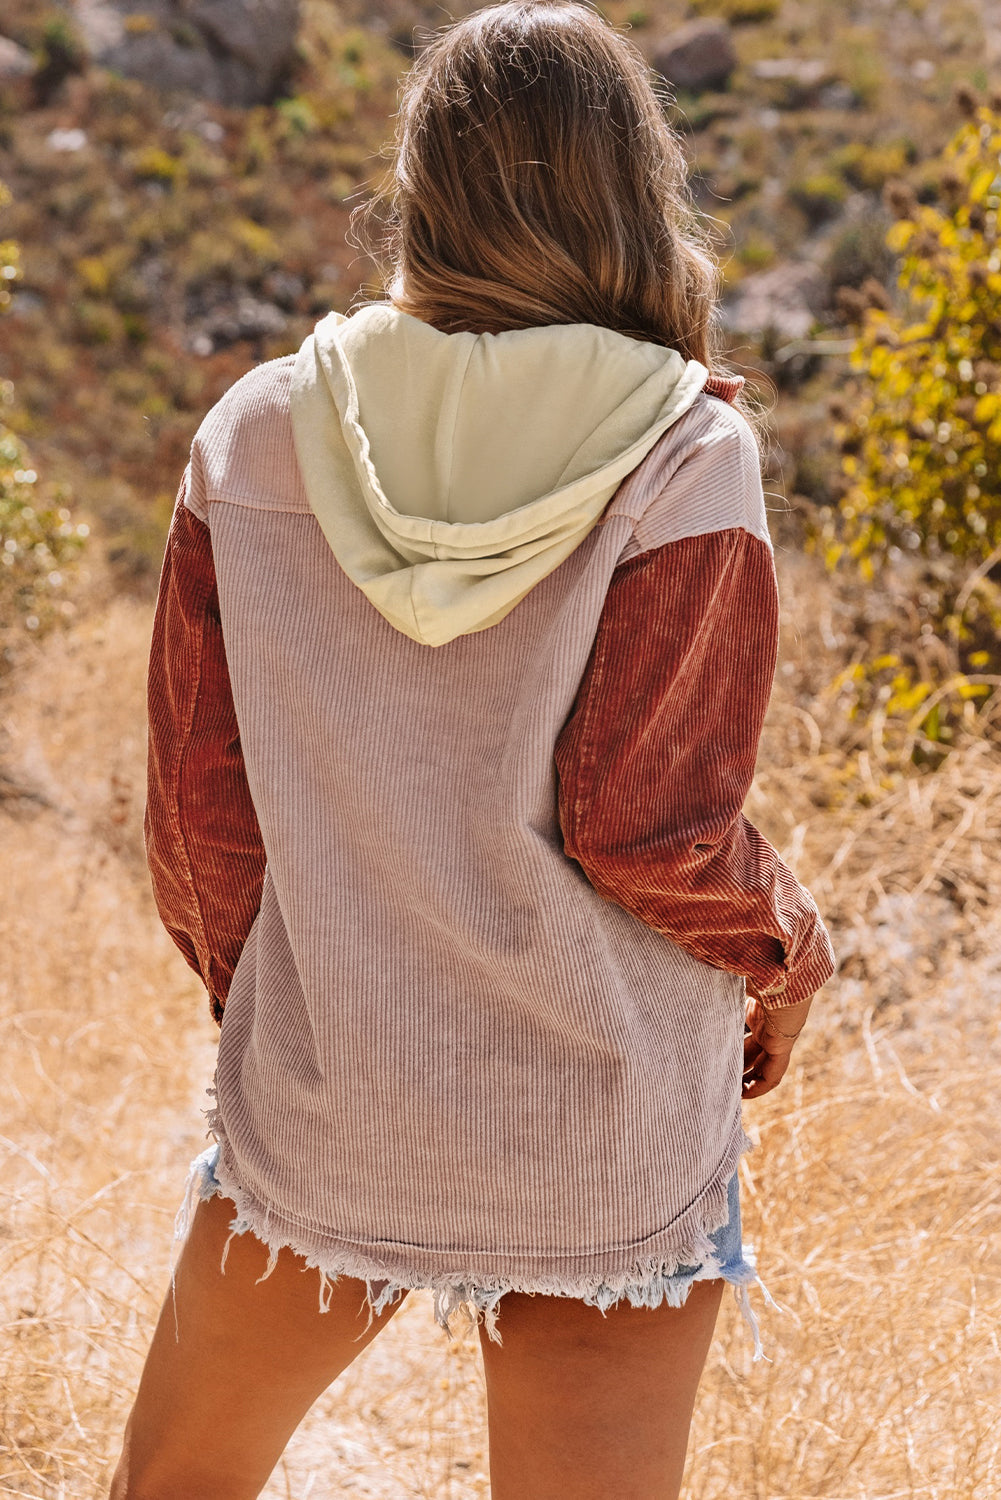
[2,559,1000,1498]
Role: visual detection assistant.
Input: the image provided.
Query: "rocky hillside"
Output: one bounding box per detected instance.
[0,0,996,591]
[73,0,301,106]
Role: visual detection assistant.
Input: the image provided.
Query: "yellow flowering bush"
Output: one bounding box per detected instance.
[824,110,1001,764]
[834,109,1001,574]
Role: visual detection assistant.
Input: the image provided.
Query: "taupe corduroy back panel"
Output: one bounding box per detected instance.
[186,358,766,1304]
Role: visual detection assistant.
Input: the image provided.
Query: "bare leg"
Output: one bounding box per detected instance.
[109,1192,409,1500]
[479,1278,724,1500]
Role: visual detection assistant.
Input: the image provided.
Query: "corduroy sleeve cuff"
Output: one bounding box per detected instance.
[749,923,837,1010]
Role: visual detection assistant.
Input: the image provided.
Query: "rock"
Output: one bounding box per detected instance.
[817,81,858,111]
[720,262,828,341]
[72,0,300,106]
[751,56,837,108]
[651,20,737,94]
[0,36,35,80]
[47,127,89,151]
[190,292,288,352]
[74,0,124,52]
[751,58,828,86]
[7,289,44,317]
[262,269,305,309]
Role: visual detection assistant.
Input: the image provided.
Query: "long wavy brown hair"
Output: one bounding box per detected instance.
[354,0,745,392]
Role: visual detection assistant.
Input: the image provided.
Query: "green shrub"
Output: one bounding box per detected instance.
[74,299,125,345]
[833,140,913,192]
[691,0,778,19]
[276,95,318,136]
[0,422,87,636]
[33,11,87,102]
[788,171,847,226]
[131,146,186,185]
[0,186,18,314]
[0,183,86,645]
[736,233,775,271]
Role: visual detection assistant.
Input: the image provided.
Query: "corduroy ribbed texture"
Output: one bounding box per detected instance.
[145,357,834,1323]
[144,481,266,1021]
[556,531,833,1006]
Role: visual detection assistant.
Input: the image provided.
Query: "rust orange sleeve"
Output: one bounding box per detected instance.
[555,529,835,1008]
[144,475,266,1023]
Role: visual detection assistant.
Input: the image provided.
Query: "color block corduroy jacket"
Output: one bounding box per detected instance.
[145,318,835,1313]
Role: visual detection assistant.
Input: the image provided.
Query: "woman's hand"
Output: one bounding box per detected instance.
[741,994,814,1099]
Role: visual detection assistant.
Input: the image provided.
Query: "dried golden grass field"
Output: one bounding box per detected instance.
[1,552,999,1498]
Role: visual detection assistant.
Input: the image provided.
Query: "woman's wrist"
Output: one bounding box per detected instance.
[750,994,814,1041]
[761,1011,807,1040]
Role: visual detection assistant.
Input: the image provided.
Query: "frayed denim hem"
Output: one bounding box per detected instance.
[570,1167,773,1360]
[173,1140,773,1359]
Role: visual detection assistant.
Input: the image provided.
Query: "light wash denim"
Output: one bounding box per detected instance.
[177,1141,770,1357]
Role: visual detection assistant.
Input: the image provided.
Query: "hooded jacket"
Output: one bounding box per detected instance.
[145,305,835,1333]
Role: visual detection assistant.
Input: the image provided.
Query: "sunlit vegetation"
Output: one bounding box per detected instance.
[820,110,1001,768]
[0,182,86,660]
[0,422,87,643]
[837,109,1001,572]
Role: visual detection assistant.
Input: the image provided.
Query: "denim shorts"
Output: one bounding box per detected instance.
[178,1141,768,1357]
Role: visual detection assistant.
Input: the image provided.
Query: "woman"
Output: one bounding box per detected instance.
[112,4,835,1497]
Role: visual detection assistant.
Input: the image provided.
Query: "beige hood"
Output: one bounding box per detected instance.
[289,303,710,647]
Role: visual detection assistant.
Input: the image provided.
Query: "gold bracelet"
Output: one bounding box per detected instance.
[762,1017,804,1040]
